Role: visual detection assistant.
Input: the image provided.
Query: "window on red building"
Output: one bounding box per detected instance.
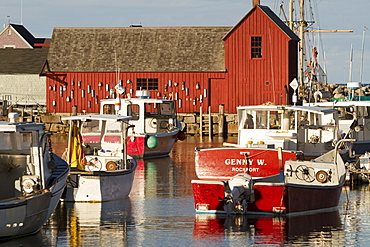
[251,36,262,58]
[136,78,158,90]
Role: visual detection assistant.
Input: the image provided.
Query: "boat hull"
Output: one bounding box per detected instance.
[83,130,179,159]
[127,131,179,159]
[0,192,52,239]
[195,148,297,180]
[0,153,69,240]
[192,180,343,216]
[47,153,70,217]
[62,161,137,202]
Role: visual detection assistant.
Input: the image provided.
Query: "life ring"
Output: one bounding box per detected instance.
[106,161,118,171]
[316,170,328,183]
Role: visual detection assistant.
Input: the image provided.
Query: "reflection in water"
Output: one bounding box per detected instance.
[45,199,132,246]
[0,231,52,247]
[193,211,344,246]
[33,135,370,246]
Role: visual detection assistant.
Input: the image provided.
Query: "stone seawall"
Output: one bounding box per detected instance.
[2,82,369,136]
[177,113,238,136]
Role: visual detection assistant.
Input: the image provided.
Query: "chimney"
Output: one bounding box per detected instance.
[252,0,260,7]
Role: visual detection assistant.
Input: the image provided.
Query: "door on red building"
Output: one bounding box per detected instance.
[209,78,227,113]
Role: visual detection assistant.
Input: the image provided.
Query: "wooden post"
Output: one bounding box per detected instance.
[200,106,203,137]
[208,106,212,139]
[218,104,224,137]
[72,105,78,116]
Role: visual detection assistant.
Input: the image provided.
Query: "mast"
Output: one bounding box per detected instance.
[287,0,354,86]
[288,0,294,30]
[360,28,366,83]
[349,43,353,82]
[299,0,305,85]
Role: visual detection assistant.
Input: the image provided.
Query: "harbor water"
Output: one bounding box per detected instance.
[2,136,370,246]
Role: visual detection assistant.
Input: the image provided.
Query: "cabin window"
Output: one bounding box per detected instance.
[7,29,11,35]
[160,102,174,116]
[127,104,140,120]
[268,111,281,129]
[82,120,100,133]
[0,132,31,151]
[136,78,158,90]
[251,36,262,58]
[256,110,281,129]
[145,103,158,116]
[106,121,121,133]
[256,111,268,129]
[242,113,254,129]
[103,104,115,114]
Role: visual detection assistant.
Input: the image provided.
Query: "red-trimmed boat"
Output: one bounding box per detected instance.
[192,139,349,216]
[195,148,297,180]
[195,104,341,180]
[99,90,185,159]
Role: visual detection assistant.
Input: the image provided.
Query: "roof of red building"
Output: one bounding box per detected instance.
[47,26,231,73]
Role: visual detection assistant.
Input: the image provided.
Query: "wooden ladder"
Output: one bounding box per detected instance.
[200,106,212,139]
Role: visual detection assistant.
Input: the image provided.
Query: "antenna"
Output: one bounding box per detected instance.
[21,0,22,24]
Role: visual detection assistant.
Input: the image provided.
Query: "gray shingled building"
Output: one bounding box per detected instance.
[0,23,50,113]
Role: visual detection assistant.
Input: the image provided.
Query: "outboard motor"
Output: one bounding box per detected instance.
[223,173,254,215]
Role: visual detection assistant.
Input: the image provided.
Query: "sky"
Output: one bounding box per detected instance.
[0,0,369,85]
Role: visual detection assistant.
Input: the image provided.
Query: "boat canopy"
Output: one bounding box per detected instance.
[62,114,132,122]
[0,121,46,132]
[237,105,338,115]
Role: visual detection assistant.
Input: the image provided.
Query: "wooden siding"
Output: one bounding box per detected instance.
[46,72,225,113]
[222,6,298,112]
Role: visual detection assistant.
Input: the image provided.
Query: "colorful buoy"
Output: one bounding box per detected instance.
[147,136,158,149]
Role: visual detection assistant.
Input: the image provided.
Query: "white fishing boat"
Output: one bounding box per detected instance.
[61,114,137,202]
[0,113,69,239]
[234,104,339,156]
[99,89,185,159]
[305,83,370,155]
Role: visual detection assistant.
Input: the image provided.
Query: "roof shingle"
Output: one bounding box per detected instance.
[0,47,49,74]
[47,26,231,72]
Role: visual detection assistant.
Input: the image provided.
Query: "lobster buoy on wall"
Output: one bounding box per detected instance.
[147,136,158,149]
[177,131,186,141]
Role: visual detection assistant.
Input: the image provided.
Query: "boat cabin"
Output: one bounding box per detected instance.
[100,91,180,136]
[305,101,370,142]
[62,114,133,171]
[0,114,52,199]
[237,105,339,155]
[359,152,370,171]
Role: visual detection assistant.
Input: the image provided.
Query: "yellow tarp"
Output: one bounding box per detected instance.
[70,123,85,170]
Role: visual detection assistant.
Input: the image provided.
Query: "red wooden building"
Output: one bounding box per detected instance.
[43,3,299,114]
